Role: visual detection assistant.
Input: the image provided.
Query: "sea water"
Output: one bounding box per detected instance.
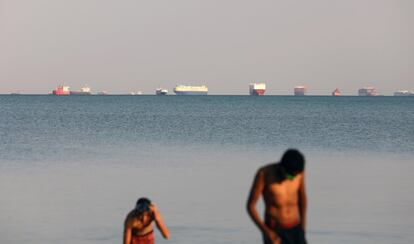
[0,95,413,244]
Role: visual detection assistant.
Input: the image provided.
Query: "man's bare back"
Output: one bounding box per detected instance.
[247,149,307,244]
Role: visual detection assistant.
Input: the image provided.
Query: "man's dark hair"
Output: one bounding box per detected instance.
[135,197,151,215]
[280,149,305,175]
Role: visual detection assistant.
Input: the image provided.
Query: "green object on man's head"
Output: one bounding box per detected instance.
[286,174,294,180]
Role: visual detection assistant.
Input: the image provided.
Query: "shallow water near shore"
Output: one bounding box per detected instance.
[0,95,413,243]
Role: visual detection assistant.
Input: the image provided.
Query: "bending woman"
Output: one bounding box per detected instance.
[123,198,170,244]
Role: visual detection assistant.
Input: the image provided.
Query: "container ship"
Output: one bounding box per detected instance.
[156,88,168,95]
[52,85,70,95]
[173,85,208,95]
[332,88,342,96]
[358,87,378,96]
[70,85,92,95]
[249,83,266,95]
[294,86,306,96]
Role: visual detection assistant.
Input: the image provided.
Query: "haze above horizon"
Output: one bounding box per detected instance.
[1,0,413,95]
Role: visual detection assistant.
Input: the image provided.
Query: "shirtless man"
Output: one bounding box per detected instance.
[247,149,307,244]
[123,198,170,244]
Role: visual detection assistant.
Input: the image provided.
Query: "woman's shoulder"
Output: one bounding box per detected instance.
[126,210,136,219]
[125,210,143,226]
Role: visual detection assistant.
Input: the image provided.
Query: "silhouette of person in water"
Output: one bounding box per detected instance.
[247,149,307,244]
[123,198,169,244]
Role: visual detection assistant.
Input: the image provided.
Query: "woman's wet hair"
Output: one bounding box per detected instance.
[280,149,305,176]
[135,197,151,216]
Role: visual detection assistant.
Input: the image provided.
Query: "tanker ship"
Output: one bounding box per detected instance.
[332,88,342,96]
[394,90,414,96]
[249,83,266,95]
[173,85,208,95]
[52,85,70,95]
[294,86,307,96]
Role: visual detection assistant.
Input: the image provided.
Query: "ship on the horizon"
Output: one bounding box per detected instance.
[70,85,92,95]
[332,88,341,96]
[249,83,266,95]
[173,85,208,95]
[97,91,108,95]
[52,85,70,95]
[130,91,143,95]
[156,88,168,95]
[394,90,414,96]
[294,86,306,96]
[358,87,378,96]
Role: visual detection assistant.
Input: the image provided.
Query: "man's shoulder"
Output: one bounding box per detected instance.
[259,162,280,173]
[256,163,281,180]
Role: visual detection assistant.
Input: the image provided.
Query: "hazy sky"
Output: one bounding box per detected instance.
[1,0,413,95]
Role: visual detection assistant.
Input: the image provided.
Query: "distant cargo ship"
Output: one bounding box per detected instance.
[130,91,143,95]
[358,87,378,96]
[97,91,108,95]
[52,85,70,95]
[173,85,208,95]
[249,83,266,95]
[294,86,306,96]
[70,85,92,95]
[332,88,341,96]
[394,90,413,96]
[156,88,168,95]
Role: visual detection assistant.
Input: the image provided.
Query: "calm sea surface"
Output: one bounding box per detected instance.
[0,95,413,244]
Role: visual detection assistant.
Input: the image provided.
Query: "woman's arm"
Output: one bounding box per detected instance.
[151,204,170,239]
[123,214,132,244]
